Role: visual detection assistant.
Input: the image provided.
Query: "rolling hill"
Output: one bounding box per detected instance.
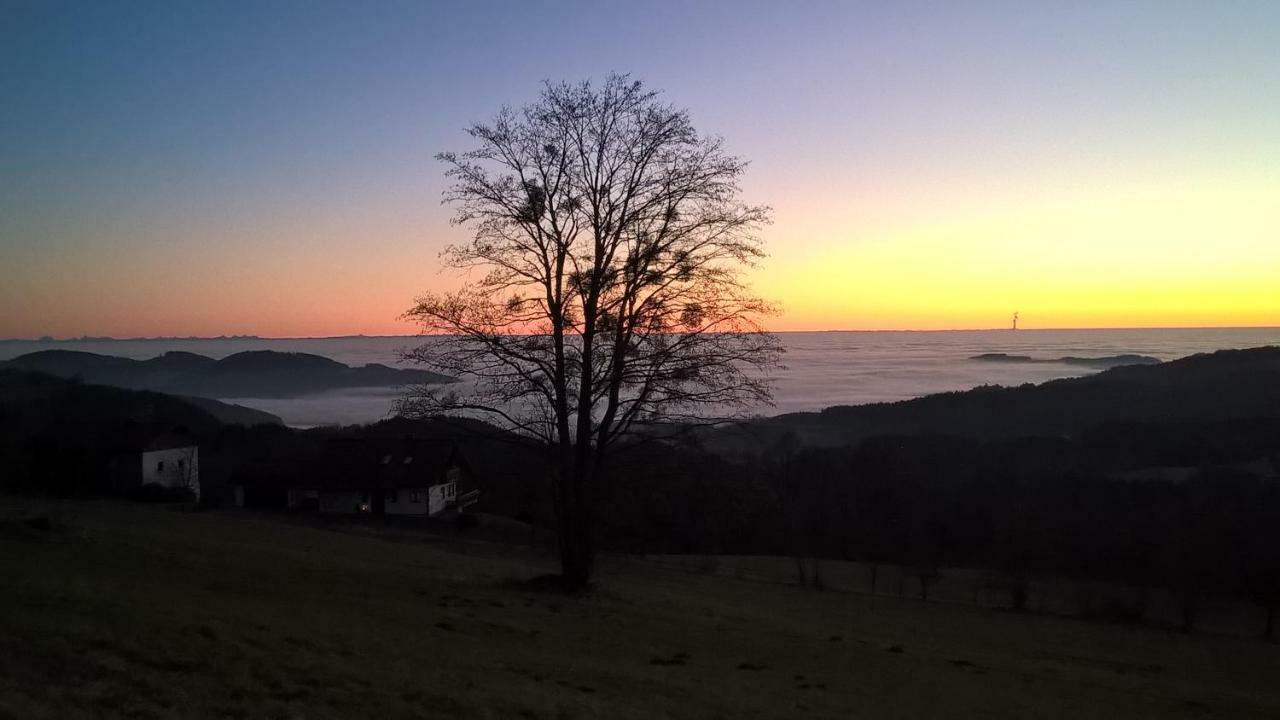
[3,349,453,398]
[0,369,281,431]
[731,346,1280,448]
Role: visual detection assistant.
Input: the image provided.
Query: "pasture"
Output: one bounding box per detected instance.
[1,498,1276,719]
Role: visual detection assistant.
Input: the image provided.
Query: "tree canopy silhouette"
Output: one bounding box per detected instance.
[400,74,780,587]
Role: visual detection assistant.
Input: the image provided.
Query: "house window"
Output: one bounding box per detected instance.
[177,459,185,471]
[156,461,165,473]
[388,490,398,503]
[410,491,420,503]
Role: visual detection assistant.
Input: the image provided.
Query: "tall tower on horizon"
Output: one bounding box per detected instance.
[1011,312,1019,330]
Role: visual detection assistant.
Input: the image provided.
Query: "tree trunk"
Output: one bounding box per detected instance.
[1180,594,1197,633]
[1010,576,1028,612]
[555,463,594,591]
[557,501,593,590]
[792,556,808,586]
[559,524,592,590]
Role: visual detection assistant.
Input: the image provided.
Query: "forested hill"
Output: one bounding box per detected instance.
[0,370,281,431]
[742,346,1280,447]
[3,349,453,398]
[0,370,279,495]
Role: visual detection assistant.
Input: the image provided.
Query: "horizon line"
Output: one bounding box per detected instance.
[4,324,1280,343]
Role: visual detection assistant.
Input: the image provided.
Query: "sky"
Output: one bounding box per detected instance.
[1,0,1277,338]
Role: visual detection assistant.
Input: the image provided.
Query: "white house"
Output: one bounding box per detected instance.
[140,433,200,501]
[285,439,476,518]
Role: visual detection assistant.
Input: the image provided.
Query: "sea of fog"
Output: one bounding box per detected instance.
[3,328,1278,428]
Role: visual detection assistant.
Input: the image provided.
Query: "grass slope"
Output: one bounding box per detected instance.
[2,499,1277,719]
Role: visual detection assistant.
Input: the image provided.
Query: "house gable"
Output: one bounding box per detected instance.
[294,437,476,516]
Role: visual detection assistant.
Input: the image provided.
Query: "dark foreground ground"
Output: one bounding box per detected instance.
[1,498,1277,719]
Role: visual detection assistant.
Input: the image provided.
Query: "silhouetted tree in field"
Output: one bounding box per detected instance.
[401,75,779,589]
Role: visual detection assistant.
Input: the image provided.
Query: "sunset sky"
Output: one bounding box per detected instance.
[2,1,1277,338]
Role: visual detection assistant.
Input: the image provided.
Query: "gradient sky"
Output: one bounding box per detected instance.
[2,0,1277,338]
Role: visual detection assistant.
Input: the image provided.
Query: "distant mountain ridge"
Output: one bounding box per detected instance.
[730,346,1280,448]
[970,352,1162,367]
[2,349,453,399]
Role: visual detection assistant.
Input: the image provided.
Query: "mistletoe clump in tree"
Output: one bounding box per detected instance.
[402,74,780,588]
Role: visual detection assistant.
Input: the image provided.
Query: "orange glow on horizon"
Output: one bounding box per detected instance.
[2,176,1275,339]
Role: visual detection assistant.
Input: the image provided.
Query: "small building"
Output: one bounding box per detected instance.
[141,432,200,501]
[110,429,201,500]
[287,438,478,517]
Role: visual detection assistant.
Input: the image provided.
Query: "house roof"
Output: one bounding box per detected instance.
[303,437,463,491]
[144,429,198,452]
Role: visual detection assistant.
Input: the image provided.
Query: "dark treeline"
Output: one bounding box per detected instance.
[208,417,549,520]
[0,369,227,495]
[596,421,1280,638]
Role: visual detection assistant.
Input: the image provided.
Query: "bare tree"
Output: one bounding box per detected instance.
[177,446,198,502]
[400,75,781,589]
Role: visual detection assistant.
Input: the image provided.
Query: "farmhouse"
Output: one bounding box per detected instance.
[287,438,478,517]
[111,429,201,500]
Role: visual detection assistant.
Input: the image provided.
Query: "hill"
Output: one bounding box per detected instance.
[2,498,1277,719]
[0,369,280,432]
[735,346,1280,447]
[176,394,285,427]
[2,349,454,398]
[0,370,280,494]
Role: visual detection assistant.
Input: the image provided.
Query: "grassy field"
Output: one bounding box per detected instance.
[1,498,1277,719]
